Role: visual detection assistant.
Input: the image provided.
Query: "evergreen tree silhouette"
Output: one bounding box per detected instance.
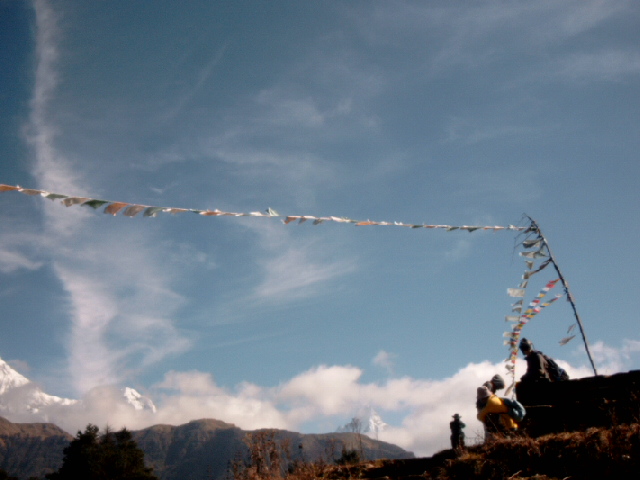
[46,424,157,480]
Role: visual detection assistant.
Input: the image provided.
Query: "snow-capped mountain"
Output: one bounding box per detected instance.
[0,358,30,394]
[0,357,77,414]
[123,386,157,413]
[0,356,156,416]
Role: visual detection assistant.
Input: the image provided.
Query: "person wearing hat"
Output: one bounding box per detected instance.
[476,385,518,439]
[449,413,466,451]
[519,338,550,383]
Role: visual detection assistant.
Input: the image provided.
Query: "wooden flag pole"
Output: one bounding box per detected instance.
[526,216,598,376]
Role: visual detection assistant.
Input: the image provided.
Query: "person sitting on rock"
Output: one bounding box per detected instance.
[519,337,569,383]
[519,338,550,383]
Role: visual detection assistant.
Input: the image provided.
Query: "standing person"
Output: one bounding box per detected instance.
[477,386,518,441]
[449,414,466,452]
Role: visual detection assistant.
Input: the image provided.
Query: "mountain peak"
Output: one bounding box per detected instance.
[0,354,156,418]
[0,357,30,395]
[122,387,157,413]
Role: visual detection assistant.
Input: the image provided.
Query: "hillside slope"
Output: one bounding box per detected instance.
[133,418,413,480]
[0,417,413,480]
[0,417,72,479]
[321,424,640,480]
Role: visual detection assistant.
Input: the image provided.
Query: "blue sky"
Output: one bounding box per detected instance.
[1,0,640,456]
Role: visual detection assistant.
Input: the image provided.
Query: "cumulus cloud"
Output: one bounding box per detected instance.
[584,339,640,374]
[2,339,634,458]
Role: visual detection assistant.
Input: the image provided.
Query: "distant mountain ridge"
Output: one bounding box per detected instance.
[133,418,413,480]
[0,416,414,480]
[0,356,413,479]
[0,416,72,479]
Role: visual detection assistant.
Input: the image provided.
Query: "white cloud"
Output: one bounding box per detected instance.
[161,44,228,122]
[356,0,631,86]
[558,0,629,37]
[23,1,191,396]
[240,221,356,302]
[582,339,640,374]
[443,239,473,262]
[1,360,510,456]
[209,145,334,184]
[49,240,192,394]
[153,371,289,431]
[2,339,636,458]
[256,90,327,128]
[255,244,355,301]
[28,0,89,229]
[450,168,543,204]
[278,365,363,415]
[554,51,640,83]
[373,350,396,376]
[443,117,541,145]
[0,233,44,273]
[55,266,121,390]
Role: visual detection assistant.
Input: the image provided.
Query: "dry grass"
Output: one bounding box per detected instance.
[231,430,338,480]
[232,424,640,480]
[442,424,640,480]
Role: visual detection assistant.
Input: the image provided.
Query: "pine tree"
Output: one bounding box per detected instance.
[0,468,18,480]
[46,424,158,480]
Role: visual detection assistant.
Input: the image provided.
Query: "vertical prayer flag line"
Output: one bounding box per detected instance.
[503,277,562,391]
[501,210,596,392]
[524,215,598,376]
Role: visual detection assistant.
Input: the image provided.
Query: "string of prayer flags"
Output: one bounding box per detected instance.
[503,225,567,394]
[503,280,563,386]
[559,335,576,346]
[559,324,578,346]
[520,250,548,259]
[514,216,599,377]
[0,184,529,232]
[511,299,524,313]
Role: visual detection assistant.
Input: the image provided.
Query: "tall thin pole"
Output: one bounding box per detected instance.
[526,216,598,376]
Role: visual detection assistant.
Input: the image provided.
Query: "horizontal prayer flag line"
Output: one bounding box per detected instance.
[1,184,528,232]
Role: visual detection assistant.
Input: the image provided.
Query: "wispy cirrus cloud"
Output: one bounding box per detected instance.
[24,0,191,395]
[443,118,542,146]
[553,51,640,83]
[242,221,356,302]
[356,0,631,82]
[160,43,229,123]
[449,168,543,204]
[0,233,44,273]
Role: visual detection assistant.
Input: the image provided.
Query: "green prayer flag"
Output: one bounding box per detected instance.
[82,199,110,209]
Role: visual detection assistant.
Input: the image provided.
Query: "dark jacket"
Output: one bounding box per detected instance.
[521,350,550,383]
